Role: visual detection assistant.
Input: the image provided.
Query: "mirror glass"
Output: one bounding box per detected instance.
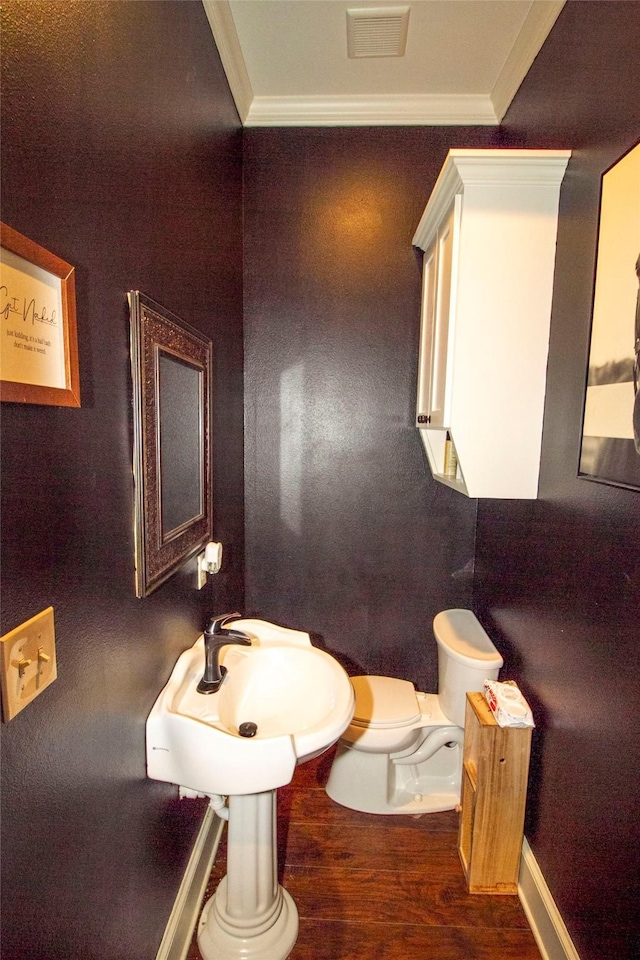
[159,352,202,534]
[129,291,212,597]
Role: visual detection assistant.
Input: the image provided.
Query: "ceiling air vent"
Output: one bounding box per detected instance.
[347,6,410,59]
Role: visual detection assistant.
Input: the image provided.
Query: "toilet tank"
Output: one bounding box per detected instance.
[434,610,503,726]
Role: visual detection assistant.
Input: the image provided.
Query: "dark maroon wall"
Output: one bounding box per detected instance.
[475,4,640,959]
[243,127,499,690]
[4,3,638,959]
[0,3,243,958]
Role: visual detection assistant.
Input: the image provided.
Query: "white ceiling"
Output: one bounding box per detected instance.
[202,0,565,126]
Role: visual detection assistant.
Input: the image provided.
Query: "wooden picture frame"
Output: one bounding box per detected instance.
[129,291,212,597]
[0,222,80,407]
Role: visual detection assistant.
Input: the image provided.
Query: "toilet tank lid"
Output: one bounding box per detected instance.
[350,675,421,727]
[433,610,503,667]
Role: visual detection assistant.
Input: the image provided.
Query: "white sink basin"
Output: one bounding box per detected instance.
[146,620,355,796]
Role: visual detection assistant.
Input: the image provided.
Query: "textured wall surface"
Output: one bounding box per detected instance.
[0,3,243,958]
[476,4,640,959]
[242,126,499,691]
[3,3,639,960]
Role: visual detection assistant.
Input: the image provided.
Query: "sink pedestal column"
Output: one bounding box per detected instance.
[198,789,298,960]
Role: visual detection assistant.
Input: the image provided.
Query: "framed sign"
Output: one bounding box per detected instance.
[579,141,640,490]
[0,222,80,407]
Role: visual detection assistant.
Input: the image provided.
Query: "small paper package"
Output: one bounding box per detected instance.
[483,680,535,728]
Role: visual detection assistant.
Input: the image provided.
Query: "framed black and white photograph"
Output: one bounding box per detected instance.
[579,140,640,491]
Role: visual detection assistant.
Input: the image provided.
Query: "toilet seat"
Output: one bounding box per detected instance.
[350,676,422,729]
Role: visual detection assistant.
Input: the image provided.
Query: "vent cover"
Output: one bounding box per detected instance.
[347,7,411,60]
[347,6,410,59]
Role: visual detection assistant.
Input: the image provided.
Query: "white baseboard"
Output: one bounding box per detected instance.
[155,806,224,960]
[519,837,581,960]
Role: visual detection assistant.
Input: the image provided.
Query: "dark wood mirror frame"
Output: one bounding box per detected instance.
[128,291,212,597]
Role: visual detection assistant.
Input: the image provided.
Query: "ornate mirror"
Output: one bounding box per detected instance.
[129,291,212,597]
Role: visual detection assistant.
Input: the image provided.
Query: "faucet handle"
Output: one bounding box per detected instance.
[221,627,252,642]
[205,612,243,635]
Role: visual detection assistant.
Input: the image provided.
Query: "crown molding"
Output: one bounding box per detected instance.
[412,148,571,251]
[245,94,499,128]
[201,0,253,124]
[491,0,566,122]
[202,0,565,129]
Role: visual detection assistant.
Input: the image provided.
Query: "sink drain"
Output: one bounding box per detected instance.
[238,721,258,738]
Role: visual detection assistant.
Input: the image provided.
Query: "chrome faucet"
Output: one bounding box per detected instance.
[197,612,252,695]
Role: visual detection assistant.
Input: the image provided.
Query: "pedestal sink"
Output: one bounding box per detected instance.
[146,619,355,960]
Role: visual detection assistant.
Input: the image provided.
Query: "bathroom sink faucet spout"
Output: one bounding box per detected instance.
[197,612,251,695]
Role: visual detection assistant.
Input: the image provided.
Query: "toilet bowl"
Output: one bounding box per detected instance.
[325,609,503,815]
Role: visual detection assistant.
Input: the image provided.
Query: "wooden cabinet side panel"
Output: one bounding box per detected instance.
[463,693,484,767]
[468,726,532,892]
[460,693,532,895]
[458,764,476,880]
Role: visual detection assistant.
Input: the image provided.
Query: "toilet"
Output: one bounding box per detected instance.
[325,609,503,815]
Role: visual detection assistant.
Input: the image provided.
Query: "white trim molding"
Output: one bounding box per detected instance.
[155,807,224,960]
[201,0,253,125]
[245,94,498,128]
[491,1,566,122]
[519,837,582,960]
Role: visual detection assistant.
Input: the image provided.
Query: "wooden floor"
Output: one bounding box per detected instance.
[188,749,541,960]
